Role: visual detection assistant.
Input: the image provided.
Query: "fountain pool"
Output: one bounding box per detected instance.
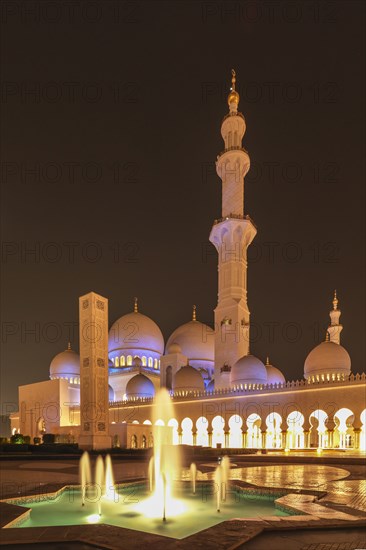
[6,391,294,539]
[12,481,291,539]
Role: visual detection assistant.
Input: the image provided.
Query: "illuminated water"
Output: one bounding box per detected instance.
[11,392,293,538]
[15,482,290,539]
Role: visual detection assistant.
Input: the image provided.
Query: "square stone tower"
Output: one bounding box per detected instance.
[78,291,111,450]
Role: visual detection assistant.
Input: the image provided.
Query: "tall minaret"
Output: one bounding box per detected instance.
[209,70,257,388]
[327,290,343,344]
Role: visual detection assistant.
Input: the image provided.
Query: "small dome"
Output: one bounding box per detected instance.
[265,360,285,385]
[231,354,267,386]
[304,341,351,379]
[109,311,164,355]
[126,374,155,399]
[173,365,204,392]
[166,320,214,363]
[167,342,182,355]
[50,345,80,379]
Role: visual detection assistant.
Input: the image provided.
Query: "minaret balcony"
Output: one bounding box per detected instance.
[217,145,249,159]
[222,111,245,122]
[213,213,257,228]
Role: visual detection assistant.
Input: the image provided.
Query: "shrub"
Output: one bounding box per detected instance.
[42,433,55,444]
[10,433,24,444]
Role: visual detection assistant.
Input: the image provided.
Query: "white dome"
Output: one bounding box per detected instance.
[304,341,351,379]
[231,354,267,386]
[126,374,155,399]
[173,365,205,392]
[265,362,285,385]
[50,345,80,379]
[166,320,214,363]
[109,311,164,355]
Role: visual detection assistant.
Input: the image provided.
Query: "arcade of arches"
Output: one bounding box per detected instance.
[122,407,366,451]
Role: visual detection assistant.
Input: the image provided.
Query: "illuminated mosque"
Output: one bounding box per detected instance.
[10,72,366,452]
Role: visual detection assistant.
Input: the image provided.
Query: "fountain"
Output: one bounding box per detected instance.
[13,390,293,538]
[105,454,115,501]
[190,462,197,494]
[214,465,222,512]
[221,455,230,501]
[95,455,105,515]
[79,451,91,506]
[133,389,185,520]
[148,456,154,492]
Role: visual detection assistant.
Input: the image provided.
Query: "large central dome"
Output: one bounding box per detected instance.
[166,308,214,375]
[108,300,164,368]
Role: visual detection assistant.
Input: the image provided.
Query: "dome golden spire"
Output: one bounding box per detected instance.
[192,304,197,321]
[332,289,338,310]
[227,69,240,108]
[67,342,71,351]
[325,331,330,342]
[266,356,270,366]
[134,296,138,313]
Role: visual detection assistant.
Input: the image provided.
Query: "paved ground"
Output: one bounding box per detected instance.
[239,528,366,550]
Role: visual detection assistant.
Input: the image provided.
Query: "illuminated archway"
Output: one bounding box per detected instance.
[181,417,193,445]
[196,416,209,447]
[212,415,225,448]
[334,408,354,449]
[265,412,282,449]
[143,419,152,425]
[310,409,328,448]
[228,414,242,448]
[168,418,179,445]
[246,413,261,448]
[287,411,304,449]
[155,419,164,426]
[360,409,366,451]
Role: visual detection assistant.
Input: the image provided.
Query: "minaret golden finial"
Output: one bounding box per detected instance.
[325,331,330,342]
[333,289,338,311]
[134,297,138,313]
[192,304,197,321]
[231,68,236,91]
[227,68,240,108]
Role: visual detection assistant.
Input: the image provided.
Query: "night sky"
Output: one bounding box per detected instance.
[1,0,365,408]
